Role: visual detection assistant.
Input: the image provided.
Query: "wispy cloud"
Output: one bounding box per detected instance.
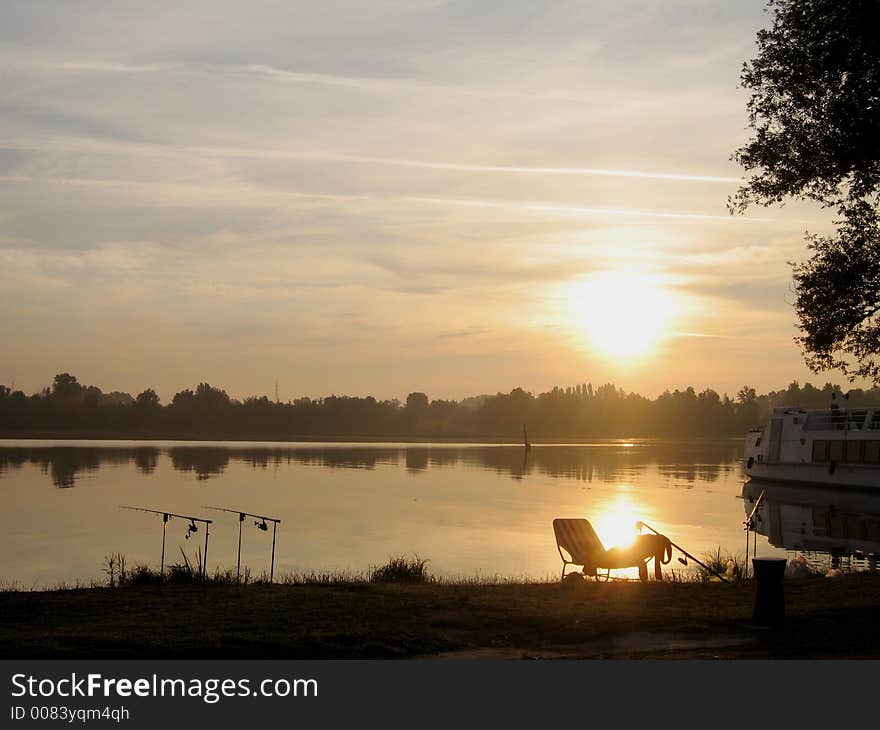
[21,58,597,104]
[670,330,741,339]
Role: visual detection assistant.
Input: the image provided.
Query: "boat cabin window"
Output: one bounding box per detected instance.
[828,441,845,462]
[811,439,878,463]
[846,440,863,463]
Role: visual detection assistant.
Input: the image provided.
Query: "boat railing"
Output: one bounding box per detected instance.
[803,409,869,431]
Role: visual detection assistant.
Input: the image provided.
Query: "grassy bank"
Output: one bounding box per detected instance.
[3,574,880,659]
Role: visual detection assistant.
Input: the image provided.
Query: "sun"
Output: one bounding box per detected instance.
[566,270,680,360]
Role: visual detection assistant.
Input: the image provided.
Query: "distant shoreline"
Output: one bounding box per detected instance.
[0,431,745,445]
[2,374,795,446]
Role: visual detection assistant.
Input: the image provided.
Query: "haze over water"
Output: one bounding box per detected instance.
[1,438,786,587]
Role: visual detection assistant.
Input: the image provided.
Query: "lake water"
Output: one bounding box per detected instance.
[0,438,807,587]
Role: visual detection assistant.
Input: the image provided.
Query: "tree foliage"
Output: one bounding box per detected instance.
[3,373,880,440]
[732,0,880,380]
[793,202,880,378]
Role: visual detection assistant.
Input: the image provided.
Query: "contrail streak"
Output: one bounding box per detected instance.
[0,174,756,221]
[0,138,739,183]
[39,59,598,102]
[402,196,761,222]
[278,153,740,183]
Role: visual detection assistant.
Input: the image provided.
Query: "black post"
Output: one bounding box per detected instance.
[203,523,210,580]
[752,558,786,626]
[270,521,277,583]
[161,513,168,576]
[237,513,244,582]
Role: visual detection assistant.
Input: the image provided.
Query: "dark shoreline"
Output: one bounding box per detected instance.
[0,431,745,444]
[2,576,878,659]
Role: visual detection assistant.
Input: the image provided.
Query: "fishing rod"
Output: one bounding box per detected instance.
[636,520,729,583]
[202,506,282,582]
[120,506,212,578]
[743,489,766,577]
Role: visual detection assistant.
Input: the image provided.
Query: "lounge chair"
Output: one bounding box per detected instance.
[553,518,672,582]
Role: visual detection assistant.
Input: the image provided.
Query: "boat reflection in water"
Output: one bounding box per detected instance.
[743,478,880,573]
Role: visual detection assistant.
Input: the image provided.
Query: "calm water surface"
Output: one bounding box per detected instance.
[1,438,791,586]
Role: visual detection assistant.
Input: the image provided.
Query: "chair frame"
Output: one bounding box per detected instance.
[554,518,654,582]
[557,543,641,582]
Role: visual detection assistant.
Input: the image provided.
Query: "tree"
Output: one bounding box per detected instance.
[136,389,161,408]
[194,382,230,409]
[51,373,82,400]
[732,0,880,380]
[171,389,196,408]
[793,202,880,378]
[405,392,429,411]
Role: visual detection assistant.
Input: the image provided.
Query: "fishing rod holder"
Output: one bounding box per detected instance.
[120,506,213,579]
[638,520,729,583]
[203,506,282,583]
[743,489,766,579]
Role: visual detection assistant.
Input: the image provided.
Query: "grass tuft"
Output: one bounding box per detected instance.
[103,552,127,588]
[697,547,749,582]
[369,555,431,584]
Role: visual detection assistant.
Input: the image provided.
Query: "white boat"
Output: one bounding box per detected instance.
[744,406,880,489]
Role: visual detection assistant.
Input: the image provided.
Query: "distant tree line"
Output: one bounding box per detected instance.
[3,373,880,439]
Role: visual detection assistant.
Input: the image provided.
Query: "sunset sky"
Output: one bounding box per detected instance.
[0,1,849,402]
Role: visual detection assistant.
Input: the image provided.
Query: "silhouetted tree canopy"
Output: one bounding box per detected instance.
[136,389,160,408]
[405,392,429,410]
[5,373,880,440]
[793,202,880,378]
[732,0,880,380]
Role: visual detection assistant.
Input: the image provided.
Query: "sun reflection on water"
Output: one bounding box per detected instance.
[591,491,646,549]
